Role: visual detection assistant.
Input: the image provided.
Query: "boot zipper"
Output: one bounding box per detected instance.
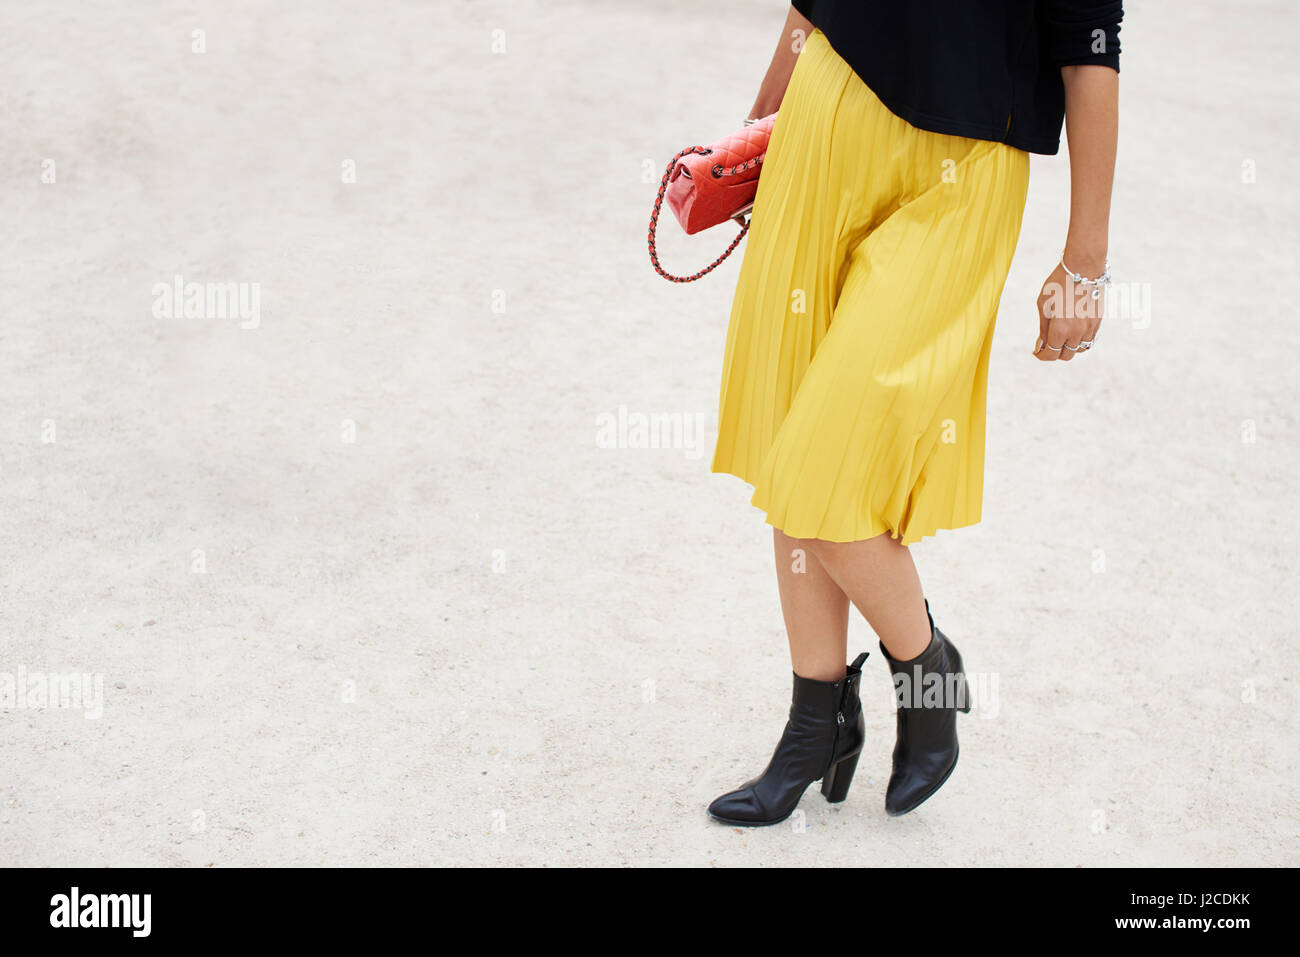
[823,708,845,777]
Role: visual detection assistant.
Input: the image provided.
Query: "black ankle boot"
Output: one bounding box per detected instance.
[880,601,972,817]
[708,652,869,826]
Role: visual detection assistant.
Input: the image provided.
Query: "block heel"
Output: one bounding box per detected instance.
[820,752,861,803]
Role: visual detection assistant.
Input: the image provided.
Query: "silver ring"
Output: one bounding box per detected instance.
[1040,342,1062,354]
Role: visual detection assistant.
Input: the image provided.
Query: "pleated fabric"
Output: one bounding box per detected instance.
[710,29,1031,545]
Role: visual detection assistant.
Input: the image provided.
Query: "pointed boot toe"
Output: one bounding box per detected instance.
[884,749,960,816]
[707,785,770,826]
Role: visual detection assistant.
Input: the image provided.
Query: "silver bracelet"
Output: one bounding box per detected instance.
[743,117,758,127]
[1061,256,1111,300]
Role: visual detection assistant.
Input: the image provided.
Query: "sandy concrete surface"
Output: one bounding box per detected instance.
[1,0,1296,867]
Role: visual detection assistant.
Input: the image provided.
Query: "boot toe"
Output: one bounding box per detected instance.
[885,754,958,816]
[707,787,770,825]
[885,778,923,817]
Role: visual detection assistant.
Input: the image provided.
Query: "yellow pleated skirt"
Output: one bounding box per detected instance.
[711,29,1031,545]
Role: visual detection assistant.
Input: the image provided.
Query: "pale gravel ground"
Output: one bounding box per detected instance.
[0,0,1296,867]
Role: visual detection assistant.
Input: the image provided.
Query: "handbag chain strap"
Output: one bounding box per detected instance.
[713,155,764,177]
[647,145,760,283]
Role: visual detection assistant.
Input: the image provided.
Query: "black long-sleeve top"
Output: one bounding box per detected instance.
[790,0,1123,154]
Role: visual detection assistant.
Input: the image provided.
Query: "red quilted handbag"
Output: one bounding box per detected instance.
[648,112,778,282]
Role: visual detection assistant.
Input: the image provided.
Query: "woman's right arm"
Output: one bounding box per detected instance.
[748,5,815,121]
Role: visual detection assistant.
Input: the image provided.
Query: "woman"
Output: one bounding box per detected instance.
[708,1,1121,825]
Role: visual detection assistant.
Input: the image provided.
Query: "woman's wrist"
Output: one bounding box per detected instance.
[750,74,791,118]
[1062,237,1108,277]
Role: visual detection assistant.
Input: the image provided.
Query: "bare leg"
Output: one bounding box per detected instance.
[805,532,932,661]
[773,529,850,680]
